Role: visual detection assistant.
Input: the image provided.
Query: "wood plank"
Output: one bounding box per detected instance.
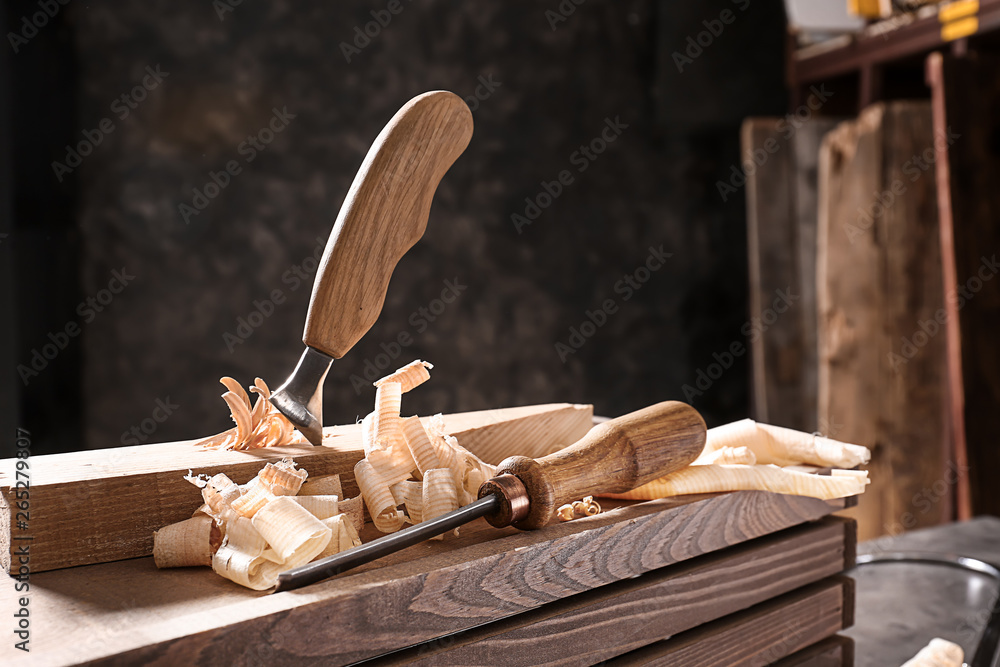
[818,105,888,542]
[928,53,1000,518]
[773,635,854,667]
[879,102,951,533]
[0,491,847,666]
[0,403,593,573]
[382,517,855,666]
[609,578,853,666]
[743,116,840,433]
[818,103,950,540]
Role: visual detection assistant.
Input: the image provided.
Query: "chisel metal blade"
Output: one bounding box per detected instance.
[269,347,333,446]
[274,495,499,592]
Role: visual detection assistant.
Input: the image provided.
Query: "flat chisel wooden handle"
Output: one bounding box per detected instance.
[486,401,707,529]
[303,91,473,358]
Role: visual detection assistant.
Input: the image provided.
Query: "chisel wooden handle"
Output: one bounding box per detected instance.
[303,91,473,358]
[488,401,706,529]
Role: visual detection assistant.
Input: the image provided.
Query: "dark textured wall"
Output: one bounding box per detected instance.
[5,0,787,453]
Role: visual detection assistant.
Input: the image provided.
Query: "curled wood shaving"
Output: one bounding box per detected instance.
[372,382,402,451]
[251,497,332,564]
[355,458,405,533]
[315,514,363,560]
[400,416,441,478]
[694,446,757,466]
[258,460,308,496]
[705,419,871,468]
[290,495,340,520]
[230,483,276,518]
[374,360,434,393]
[153,516,216,568]
[603,464,870,502]
[901,638,964,667]
[197,377,304,450]
[390,480,424,524]
[422,468,460,539]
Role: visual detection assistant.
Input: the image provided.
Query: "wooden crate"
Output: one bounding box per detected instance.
[0,491,854,665]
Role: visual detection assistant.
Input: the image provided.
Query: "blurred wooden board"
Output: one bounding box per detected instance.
[817,102,950,540]
[0,403,593,573]
[0,491,847,666]
[383,517,855,666]
[742,116,840,433]
[610,578,854,666]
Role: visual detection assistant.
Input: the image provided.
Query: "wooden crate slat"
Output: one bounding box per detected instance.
[0,403,593,573]
[609,578,853,666]
[0,492,846,666]
[386,517,855,666]
[772,635,854,667]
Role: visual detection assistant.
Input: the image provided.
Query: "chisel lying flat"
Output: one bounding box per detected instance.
[269,91,474,445]
[274,400,707,592]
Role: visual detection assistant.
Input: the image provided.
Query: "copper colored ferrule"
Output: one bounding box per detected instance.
[477,474,530,528]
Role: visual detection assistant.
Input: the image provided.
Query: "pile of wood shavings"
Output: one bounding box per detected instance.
[154,461,363,590]
[352,360,497,538]
[155,360,502,590]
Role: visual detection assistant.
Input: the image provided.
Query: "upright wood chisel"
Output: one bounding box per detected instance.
[275,400,707,591]
[269,91,474,445]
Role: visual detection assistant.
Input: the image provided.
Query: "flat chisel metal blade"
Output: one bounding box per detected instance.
[269,347,333,446]
[274,495,499,592]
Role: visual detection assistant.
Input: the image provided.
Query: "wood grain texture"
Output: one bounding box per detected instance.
[0,492,846,666]
[495,401,706,528]
[385,517,855,666]
[818,103,950,541]
[0,403,590,573]
[611,578,852,666]
[302,91,474,358]
[928,53,1000,518]
[743,117,837,433]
